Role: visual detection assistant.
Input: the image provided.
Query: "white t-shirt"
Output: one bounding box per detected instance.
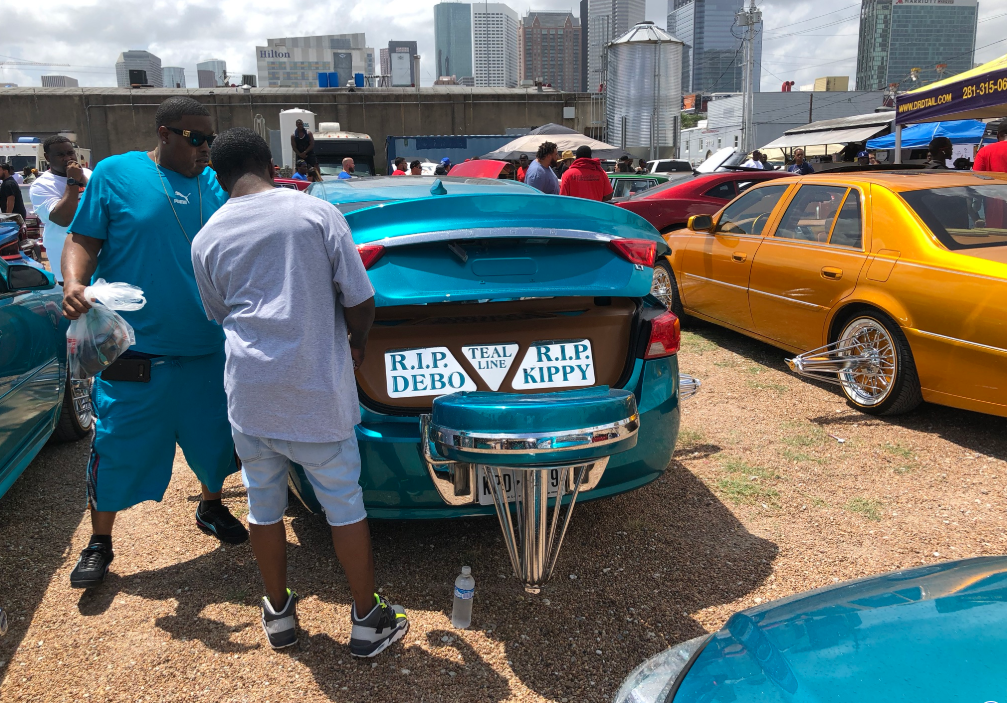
[191,187,375,443]
[29,168,92,281]
[741,159,764,169]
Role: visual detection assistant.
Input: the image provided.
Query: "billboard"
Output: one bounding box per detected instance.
[391,51,412,86]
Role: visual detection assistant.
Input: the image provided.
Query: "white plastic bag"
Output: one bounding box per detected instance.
[67,279,147,379]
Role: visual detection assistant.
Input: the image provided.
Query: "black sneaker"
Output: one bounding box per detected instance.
[195,502,249,545]
[261,589,298,649]
[70,542,114,588]
[350,594,409,658]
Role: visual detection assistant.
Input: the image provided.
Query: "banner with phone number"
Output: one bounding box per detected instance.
[896,67,1007,124]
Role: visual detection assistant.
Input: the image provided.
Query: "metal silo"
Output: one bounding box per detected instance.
[606,22,683,160]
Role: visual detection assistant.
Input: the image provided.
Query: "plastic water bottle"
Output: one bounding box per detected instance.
[451,566,475,629]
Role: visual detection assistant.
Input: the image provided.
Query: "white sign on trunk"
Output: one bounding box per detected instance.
[511,340,596,390]
[462,343,519,391]
[385,347,476,398]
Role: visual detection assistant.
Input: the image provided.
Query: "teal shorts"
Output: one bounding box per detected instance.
[86,350,238,512]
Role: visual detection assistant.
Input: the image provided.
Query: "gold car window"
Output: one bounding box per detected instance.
[775,185,849,243]
[828,191,863,249]
[901,185,1007,250]
[716,184,790,236]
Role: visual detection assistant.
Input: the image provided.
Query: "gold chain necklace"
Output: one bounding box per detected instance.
[153,154,203,244]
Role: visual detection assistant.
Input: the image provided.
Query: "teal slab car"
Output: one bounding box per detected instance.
[615,556,1007,703]
[289,177,690,521]
[0,226,93,501]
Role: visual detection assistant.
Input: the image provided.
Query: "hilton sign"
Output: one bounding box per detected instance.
[259,50,291,58]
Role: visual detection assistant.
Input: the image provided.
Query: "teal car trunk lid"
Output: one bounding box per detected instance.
[342,193,665,305]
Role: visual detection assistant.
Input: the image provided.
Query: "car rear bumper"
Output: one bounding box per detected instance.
[289,355,681,519]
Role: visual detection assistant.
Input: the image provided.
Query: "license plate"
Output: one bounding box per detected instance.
[511,339,595,390]
[476,467,564,506]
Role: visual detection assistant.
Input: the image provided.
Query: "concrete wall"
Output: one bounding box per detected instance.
[0,87,595,172]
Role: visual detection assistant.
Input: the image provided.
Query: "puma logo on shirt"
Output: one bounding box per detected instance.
[174,191,191,205]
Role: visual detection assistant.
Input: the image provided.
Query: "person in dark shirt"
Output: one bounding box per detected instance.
[925,137,953,169]
[0,163,27,218]
[290,119,316,169]
[786,148,815,175]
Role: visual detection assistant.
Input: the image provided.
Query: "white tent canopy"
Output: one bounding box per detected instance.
[760,112,895,151]
[482,129,629,160]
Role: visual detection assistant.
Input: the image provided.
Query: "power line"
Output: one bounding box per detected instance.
[762,3,861,33]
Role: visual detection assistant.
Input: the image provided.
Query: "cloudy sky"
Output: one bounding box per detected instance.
[3,0,1007,89]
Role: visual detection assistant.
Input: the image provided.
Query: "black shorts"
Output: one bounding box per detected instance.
[302,153,318,167]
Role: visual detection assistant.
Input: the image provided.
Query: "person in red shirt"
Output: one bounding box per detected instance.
[559,146,614,201]
[974,123,1007,173]
[391,157,407,176]
[517,154,529,182]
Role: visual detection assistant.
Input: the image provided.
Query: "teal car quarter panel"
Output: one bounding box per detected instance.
[0,254,68,499]
[673,556,1007,702]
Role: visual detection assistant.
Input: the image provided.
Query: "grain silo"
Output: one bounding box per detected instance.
[605,22,683,160]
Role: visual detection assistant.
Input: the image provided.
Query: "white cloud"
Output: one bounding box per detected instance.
[2,0,1006,88]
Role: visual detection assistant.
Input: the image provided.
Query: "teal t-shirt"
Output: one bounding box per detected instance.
[70,151,228,355]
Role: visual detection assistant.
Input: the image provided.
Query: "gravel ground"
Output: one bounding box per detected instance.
[3,321,1006,702]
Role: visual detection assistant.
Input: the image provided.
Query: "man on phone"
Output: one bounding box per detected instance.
[61,97,247,591]
[29,136,91,281]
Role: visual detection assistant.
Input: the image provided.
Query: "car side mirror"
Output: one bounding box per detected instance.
[7,264,55,291]
[687,214,714,233]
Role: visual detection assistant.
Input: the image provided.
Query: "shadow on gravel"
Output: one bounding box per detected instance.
[0,439,90,684]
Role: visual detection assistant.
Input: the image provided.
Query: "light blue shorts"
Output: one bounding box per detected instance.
[232,429,367,527]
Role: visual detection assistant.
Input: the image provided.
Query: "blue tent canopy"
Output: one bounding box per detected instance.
[867,120,991,150]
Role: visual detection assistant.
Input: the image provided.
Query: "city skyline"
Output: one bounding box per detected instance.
[3,0,1007,89]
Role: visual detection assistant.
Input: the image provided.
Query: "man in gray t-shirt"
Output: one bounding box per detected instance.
[524,141,560,194]
[191,128,409,657]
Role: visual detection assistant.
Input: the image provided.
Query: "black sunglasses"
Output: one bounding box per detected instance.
[166,126,216,147]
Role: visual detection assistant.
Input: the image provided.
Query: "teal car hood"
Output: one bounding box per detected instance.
[334,193,666,306]
[674,557,1007,702]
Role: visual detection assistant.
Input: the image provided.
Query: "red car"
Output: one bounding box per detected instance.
[615,170,793,234]
[274,177,311,191]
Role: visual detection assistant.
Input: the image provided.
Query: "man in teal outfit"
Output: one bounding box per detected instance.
[62,97,248,589]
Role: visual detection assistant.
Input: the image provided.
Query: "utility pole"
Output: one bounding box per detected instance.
[736,0,762,154]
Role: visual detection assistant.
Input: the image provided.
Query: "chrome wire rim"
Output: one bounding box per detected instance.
[838,318,897,406]
[70,378,94,430]
[651,265,674,309]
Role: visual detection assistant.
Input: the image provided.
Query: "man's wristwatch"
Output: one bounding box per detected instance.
[66,177,80,187]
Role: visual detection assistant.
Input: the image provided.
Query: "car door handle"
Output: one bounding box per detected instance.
[821,266,843,280]
[732,252,747,262]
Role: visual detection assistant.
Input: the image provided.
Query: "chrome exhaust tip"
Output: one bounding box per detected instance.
[679,374,702,400]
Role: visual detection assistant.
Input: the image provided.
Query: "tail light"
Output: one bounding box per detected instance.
[608,238,657,267]
[356,244,385,270]
[645,311,681,359]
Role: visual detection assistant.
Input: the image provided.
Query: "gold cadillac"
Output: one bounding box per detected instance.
[654,170,1007,417]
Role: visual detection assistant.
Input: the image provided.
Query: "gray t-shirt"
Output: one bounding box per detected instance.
[191,187,374,443]
[524,159,560,194]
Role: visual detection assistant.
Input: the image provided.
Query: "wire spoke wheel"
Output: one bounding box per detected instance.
[651,264,674,309]
[70,377,94,431]
[838,317,897,407]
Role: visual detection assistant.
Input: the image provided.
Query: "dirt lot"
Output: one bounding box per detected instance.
[2,321,1006,702]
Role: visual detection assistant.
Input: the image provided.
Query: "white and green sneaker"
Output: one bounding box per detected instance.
[350,594,409,658]
[260,589,298,649]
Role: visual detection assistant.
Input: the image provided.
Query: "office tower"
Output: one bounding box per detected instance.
[256,34,375,88]
[668,0,761,95]
[435,2,474,82]
[162,67,186,88]
[519,12,581,91]
[580,0,589,91]
[588,0,645,91]
[41,75,79,88]
[115,50,162,87]
[196,59,227,88]
[856,0,977,91]
[388,41,419,86]
[380,48,390,76]
[241,74,257,87]
[473,2,520,88]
